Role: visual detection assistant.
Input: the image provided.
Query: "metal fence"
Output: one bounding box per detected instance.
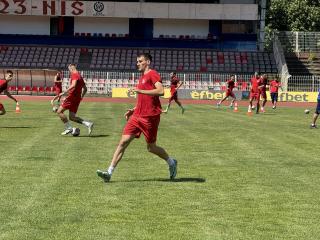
[1,68,318,94]
[278,31,320,53]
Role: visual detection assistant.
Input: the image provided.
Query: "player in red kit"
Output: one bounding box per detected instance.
[269,77,282,109]
[162,72,185,114]
[97,53,177,182]
[259,74,268,113]
[248,72,261,114]
[56,64,94,135]
[51,71,63,112]
[0,70,19,115]
[217,75,236,108]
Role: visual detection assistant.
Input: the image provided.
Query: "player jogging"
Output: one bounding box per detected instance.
[162,72,185,114]
[217,75,236,108]
[51,71,63,111]
[0,70,19,115]
[97,53,177,182]
[269,77,282,109]
[310,87,320,128]
[248,72,261,114]
[259,74,268,113]
[56,64,94,135]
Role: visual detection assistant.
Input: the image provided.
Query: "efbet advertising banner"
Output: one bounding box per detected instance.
[112,88,318,102]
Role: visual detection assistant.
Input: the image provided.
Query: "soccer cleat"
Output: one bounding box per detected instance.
[181,108,185,114]
[169,159,177,180]
[162,109,168,113]
[61,128,72,135]
[97,170,111,182]
[310,124,317,129]
[87,122,94,135]
[216,103,220,108]
[272,106,276,109]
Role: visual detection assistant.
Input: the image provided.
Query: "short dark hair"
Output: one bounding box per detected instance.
[6,70,13,75]
[171,72,176,75]
[138,53,152,62]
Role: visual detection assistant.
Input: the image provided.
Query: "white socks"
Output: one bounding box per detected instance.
[166,157,175,166]
[65,122,72,130]
[82,120,91,127]
[107,166,115,175]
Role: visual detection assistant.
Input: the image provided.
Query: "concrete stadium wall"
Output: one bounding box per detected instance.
[0,15,50,35]
[153,19,209,38]
[74,17,129,35]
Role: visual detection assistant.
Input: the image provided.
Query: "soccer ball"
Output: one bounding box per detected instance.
[52,106,58,112]
[304,109,310,114]
[72,127,80,137]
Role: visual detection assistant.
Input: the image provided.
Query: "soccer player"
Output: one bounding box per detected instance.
[56,64,94,135]
[51,71,63,111]
[0,70,19,115]
[310,88,320,128]
[162,72,185,114]
[259,74,268,113]
[248,72,261,114]
[269,77,282,109]
[97,53,177,182]
[217,75,236,108]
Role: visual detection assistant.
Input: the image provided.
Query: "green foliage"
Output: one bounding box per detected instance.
[267,0,320,31]
[308,52,317,62]
[1,101,320,240]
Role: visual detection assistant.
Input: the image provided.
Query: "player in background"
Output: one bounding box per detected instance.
[248,72,261,114]
[217,75,236,108]
[51,71,63,112]
[259,74,268,113]
[310,87,320,128]
[97,53,177,182]
[162,72,185,114]
[0,70,19,115]
[56,64,94,135]
[269,77,282,109]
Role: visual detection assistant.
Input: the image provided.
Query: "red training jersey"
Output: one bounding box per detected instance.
[259,77,267,93]
[250,76,261,93]
[270,80,281,93]
[69,72,85,99]
[134,70,162,117]
[0,79,8,94]
[170,76,180,93]
[55,74,62,89]
[227,79,235,91]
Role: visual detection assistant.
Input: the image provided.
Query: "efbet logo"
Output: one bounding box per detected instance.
[279,92,309,102]
[190,90,223,100]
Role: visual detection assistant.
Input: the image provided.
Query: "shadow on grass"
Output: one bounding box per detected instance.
[78,134,110,138]
[116,177,206,183]
[0,126,34,129]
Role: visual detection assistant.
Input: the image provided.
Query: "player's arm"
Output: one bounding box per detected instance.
[124,107,136,121]
[3,90,18,103]
[176,80,183,90]
[59,79,77,97]
[130,81,164,96]
[81,84,87,98]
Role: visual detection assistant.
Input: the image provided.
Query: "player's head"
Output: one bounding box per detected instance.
[136,53,152,72]
[170,72,176,78]
[254,72,259,77]
[68,64,77,72]
[5,70,13,81]
[230,75,235,80]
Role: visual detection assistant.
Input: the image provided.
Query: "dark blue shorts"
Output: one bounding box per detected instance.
[316,99,320,114]
[270,92,278,102]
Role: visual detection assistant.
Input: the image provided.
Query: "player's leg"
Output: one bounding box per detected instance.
[57,106,73,135]
[174,98,185,114]
[0,103,6,115]
[273,93,278,109]
[256,98,261,114]
[229,92,236,108]
[217,95,228,107]
[248,97,253,112]
[311,101,320,128]
[163,96,174,113]
[68,111,94,135]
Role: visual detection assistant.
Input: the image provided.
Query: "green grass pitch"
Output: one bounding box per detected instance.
[0,100,319,240]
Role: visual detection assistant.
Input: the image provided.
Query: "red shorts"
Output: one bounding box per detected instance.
[123,114,160,143]
[169,91,178,102]
[260,91,267,100]
[226,89,235,98]
[61,96,81,113]
[0,103,4,111]
[55,86,62,95]
[250,92,260,101]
